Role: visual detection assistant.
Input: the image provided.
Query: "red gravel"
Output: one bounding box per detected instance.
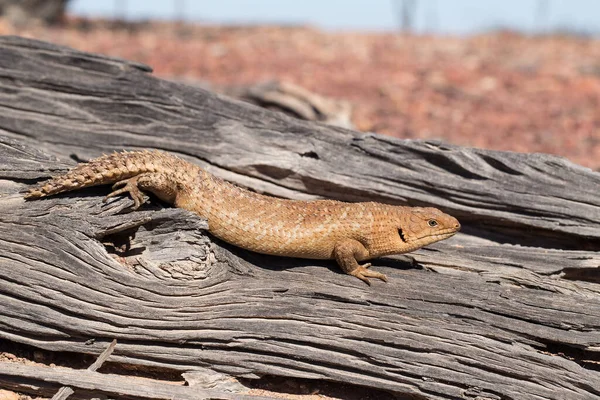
[2,18,599,169]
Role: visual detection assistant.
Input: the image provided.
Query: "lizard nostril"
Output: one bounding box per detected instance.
[455,222,461,230]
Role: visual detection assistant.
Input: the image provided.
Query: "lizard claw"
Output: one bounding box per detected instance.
[103,178,145,209]
[350,263,388,285]
[111,180,128,191]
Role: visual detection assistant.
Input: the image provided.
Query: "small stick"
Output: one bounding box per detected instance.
[51,339,117,400]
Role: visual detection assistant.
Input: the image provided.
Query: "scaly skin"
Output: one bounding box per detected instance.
[25,150,461,284]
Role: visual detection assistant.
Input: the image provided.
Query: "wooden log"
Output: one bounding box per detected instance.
[0,36,598,399]
[0,361,271,399]
[0,36,597,246]
[219,80,354,128]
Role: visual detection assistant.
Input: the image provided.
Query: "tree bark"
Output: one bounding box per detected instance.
[0,36,599,400]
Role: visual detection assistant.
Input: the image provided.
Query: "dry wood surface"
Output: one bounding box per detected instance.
[0,35,599,400]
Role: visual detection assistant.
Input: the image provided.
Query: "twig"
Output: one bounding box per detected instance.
[51,339,117,400]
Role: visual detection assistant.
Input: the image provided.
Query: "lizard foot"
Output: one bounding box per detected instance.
[103,178,146,209]
[350,263,388,286]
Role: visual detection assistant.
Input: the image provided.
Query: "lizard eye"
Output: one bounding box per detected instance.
[428,219,438,227]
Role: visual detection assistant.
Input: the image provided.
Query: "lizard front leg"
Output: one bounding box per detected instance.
[104,173,178,209]
[333,239,388,285]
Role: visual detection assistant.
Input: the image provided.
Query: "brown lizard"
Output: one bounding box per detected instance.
[25,150,460,284]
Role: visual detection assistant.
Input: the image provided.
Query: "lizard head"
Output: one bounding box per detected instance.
[394,207,460,251]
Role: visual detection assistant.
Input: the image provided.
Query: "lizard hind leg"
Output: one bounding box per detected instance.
[102,173,178,210]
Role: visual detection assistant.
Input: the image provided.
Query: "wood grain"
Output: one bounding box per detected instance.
[0,36,599,399]
[0,361,270,399]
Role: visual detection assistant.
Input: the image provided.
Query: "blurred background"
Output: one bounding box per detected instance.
[1,0,598,169]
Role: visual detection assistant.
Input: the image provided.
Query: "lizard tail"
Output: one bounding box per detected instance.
[25,150,166,199]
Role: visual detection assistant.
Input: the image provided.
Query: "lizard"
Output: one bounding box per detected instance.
[25,150,461,284]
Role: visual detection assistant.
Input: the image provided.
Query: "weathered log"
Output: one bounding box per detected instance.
[50,339,116,400]
[0,36,599,399]
[219,80,354,128]
[0,361,270,399]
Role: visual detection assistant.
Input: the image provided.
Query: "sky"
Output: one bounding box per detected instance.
[69,0,600,35]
